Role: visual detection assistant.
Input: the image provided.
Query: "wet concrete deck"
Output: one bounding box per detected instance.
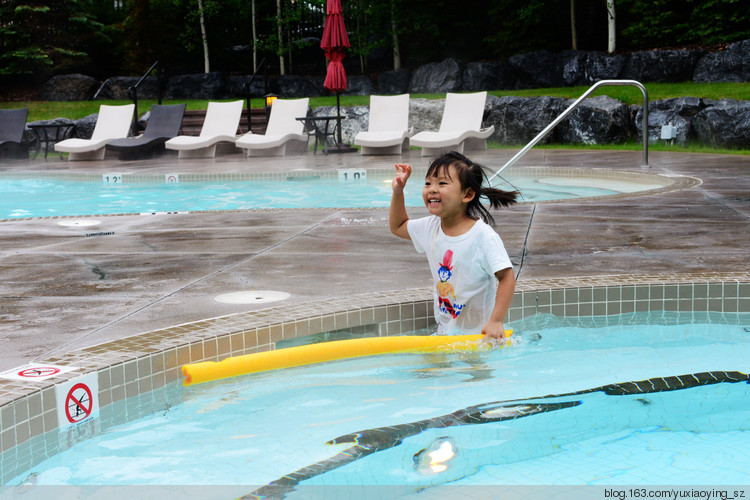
[0,148,748,372]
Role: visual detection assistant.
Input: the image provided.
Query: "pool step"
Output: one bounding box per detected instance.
[179,107,268,136]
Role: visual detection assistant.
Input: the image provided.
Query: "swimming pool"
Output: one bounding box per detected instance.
[0,168,675,218]
[8,311,749,493]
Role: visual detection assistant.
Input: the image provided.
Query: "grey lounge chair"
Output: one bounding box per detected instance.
[0,108,30,160]
[106,103,187,160]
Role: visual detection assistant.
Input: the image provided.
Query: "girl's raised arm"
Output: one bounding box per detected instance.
[389,163,412,240]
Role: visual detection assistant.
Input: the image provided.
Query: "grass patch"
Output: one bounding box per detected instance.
[4,82,748,120]
[489,82,750,105]
[487,140,750,155]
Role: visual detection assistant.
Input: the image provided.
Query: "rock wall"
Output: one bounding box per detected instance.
[317,96,750,149]
[37,39,750,147]
[47,39,749,101]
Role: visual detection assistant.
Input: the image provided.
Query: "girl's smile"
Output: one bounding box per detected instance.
[422,168,474,220]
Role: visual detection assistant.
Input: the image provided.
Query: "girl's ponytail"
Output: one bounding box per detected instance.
[427,151,518,225]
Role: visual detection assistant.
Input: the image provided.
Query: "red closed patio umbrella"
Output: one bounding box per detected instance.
[320,0,356,152]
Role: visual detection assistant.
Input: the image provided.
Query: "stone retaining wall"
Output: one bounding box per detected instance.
[44,40,749,101]
[35,39,750,148]
[317,96,750,149]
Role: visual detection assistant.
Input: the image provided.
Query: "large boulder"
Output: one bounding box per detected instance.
[463,60,521,91]
[409,58,464,93]
[693,40,750,83]
[343,75,376,96]
[622,49,706,83]
[225,76,268,98]
[485,95,568,145]
[41,74,99,101]
[558,95,633,144]
[312,105,367,144]
[70,113,99,140]
[634,97,707,145]
[377,69,412,95]
[561,50,626,86]
[691,99,750,149]
[508,50,565,89]
[277,75,325,98]
[164,72,227,99]
[407,98,446,133]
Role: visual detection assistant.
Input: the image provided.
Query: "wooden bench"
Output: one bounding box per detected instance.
[179,107,268,136]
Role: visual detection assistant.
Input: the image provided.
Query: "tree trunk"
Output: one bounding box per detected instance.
[357,9,365,73]
[570,0,577,50]
[391,0,401,70]
[606,0,616,53]
[276,0,285,75]
[196,0,210,73]
[252,0,257,72]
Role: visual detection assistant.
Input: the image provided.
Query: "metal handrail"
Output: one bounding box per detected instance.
[488,79,649,183]
[127,61,161,132]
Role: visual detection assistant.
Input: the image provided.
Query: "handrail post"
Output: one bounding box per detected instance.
[127,60,160,133]
[488,79,649,183]
[243,57,267,133]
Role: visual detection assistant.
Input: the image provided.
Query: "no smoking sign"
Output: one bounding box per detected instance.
[65,383,94,423]
[55,373,99,430]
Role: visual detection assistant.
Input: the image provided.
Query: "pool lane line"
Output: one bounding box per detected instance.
[242,370,750,500]
[34,211,345,362]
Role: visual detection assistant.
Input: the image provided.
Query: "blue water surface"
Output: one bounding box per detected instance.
[1,174,627,218]
[7,312,750,489]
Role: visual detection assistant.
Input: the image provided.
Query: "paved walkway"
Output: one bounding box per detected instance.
[0,148,748,372]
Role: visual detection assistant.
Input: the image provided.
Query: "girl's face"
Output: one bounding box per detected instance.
[422,166,475,219]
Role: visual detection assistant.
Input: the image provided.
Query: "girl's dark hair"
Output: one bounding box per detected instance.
[426,151,518,225]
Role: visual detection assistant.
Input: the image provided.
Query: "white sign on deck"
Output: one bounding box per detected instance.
[0,363,77,381]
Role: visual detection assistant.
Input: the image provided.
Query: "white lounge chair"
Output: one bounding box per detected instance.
[165,100,244,158]
[54,104,135,161]
[410,91,495,157]
[235,98,310,157]
[353,94,413,155]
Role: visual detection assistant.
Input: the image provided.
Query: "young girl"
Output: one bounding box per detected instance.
[389,151,518,341]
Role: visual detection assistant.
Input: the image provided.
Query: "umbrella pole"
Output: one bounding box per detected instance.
[331,91,356,153]
[336,92,343,145]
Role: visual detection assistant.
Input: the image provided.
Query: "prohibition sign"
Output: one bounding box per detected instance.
[18,367,60,378]
[65,383,93,423]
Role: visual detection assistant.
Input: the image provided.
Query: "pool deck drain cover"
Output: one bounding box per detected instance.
[214,290,290,304]
[57,219,101,227]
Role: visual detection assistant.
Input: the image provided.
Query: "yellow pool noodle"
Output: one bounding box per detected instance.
[182,330,512,386]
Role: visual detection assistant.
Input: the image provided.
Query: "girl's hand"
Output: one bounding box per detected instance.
[393,163,412,192]
[481,321,507,341]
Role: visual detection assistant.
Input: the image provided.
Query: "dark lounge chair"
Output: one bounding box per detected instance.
[106,103,186,160]
[0,108,30,161]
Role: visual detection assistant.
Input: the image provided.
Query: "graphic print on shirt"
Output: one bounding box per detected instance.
[436,250,464,319]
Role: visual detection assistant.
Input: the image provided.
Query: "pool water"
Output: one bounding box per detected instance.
[0,172,665,218]
[8,311,750,492]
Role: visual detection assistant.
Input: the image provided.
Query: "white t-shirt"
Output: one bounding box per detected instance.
[407,216,513,335]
